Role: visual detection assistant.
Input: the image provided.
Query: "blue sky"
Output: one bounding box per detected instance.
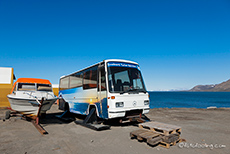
[0,0,230,91]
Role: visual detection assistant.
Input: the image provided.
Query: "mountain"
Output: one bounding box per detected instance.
[189,79,230,92]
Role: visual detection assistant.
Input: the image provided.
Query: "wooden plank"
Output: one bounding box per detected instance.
[130,129,150,136]
[139,121,181,135]
[139,131,160,139]
[147,136,163,146]
[140,121,181,130]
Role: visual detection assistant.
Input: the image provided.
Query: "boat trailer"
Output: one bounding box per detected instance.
[4,98,48,135]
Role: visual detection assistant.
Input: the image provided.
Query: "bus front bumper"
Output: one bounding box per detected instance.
[108,108,150,119]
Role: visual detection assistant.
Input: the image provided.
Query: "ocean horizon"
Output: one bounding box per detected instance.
[149,91,230,109]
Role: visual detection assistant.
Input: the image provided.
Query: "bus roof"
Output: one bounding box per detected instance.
[104,59,138,65]
[60,59,139,79]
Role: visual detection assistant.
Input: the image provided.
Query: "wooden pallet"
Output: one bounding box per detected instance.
[130,129,163,146]
[139,121,181,135]
[130,121,184,148]
[130,129,182,148]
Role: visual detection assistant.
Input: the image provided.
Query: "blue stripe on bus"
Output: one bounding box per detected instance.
[69,102,89,115]
[60,87,108,119]
[59,88,80,95]
[95,98,108,119]
[68,99,108,119]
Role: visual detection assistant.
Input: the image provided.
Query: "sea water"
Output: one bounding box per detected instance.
[149,92,230,109]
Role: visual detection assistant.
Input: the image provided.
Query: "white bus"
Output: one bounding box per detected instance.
[58,59,150,121]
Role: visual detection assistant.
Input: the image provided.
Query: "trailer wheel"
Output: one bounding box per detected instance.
[5,110,11,119]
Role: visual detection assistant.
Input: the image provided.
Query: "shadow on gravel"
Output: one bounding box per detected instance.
[40,111,150,129]
[104,119,140,127]
[40,112,75,126]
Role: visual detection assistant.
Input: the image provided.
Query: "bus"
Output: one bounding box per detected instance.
[58,59,150,121]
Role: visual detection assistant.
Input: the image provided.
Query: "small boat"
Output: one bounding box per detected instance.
[7,78,57,117]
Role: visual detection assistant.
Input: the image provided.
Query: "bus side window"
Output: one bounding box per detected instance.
[70,72,83,88]
[83,66,98,90]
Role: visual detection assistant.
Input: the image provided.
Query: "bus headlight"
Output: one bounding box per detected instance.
[144,100,149,105]
[116,102,124,108]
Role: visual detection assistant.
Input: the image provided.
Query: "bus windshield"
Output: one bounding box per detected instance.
[107,62,146,94]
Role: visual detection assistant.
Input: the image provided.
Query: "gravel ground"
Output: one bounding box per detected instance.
[0,105,229,154]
